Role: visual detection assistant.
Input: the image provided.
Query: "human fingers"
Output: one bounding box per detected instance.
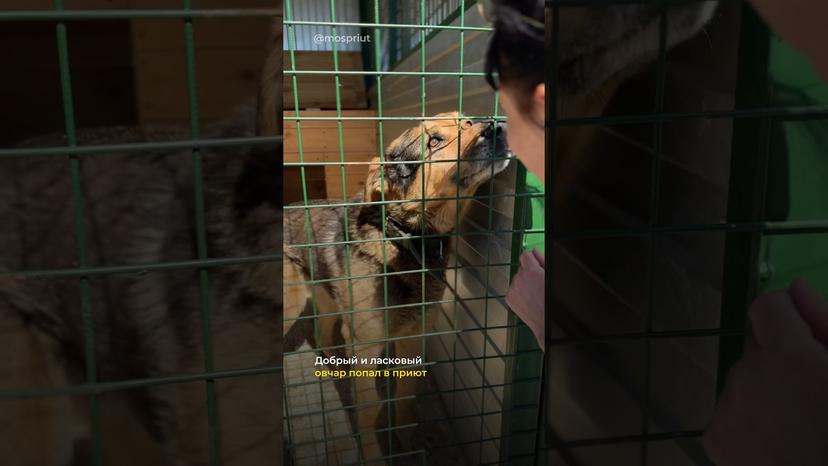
[749,289,813,352]
[519,250,542,271]
[788,277,828,347]
[531,248,545,268]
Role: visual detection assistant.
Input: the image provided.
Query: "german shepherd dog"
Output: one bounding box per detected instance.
[283,113,512,461]
[0,17,283,466]
[282,1,718,464]
[552,2,719,202]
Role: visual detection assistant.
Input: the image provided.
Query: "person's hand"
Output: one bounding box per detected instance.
[506,249,545,349]
[703,278,828,466]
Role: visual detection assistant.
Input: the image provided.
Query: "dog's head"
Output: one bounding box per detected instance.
[364,111,511,233]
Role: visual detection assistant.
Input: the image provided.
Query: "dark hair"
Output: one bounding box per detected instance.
[484,0,545,99]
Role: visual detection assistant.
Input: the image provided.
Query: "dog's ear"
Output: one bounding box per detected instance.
[257,17,282,137]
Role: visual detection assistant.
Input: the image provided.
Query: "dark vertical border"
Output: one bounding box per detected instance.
[716,5,773,396]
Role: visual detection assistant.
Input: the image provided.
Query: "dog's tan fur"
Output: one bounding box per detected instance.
[283,113,511,462]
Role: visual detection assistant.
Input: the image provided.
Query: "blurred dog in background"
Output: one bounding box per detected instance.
[281,2,718,464]
[0,15,283,466]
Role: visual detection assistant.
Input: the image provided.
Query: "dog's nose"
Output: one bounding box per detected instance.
[481,121,507,139]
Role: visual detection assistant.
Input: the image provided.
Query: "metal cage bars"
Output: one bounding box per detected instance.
[544,1,827,465]
[0,5,283,466]
[2,0,824,465]
[282,0,546,464]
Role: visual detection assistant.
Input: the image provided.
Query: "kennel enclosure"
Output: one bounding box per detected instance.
[1,1,826,466]
[0,3,282,466]
[282,0,545,464]
[544,1,828,465]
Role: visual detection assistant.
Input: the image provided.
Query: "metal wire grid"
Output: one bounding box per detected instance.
[544,0,828,465]
[283,0,545,464]
[283,0,362,51]
[0,5,282,466]
[378,0,464,67]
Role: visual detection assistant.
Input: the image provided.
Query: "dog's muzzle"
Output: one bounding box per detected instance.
[467,120,512,174]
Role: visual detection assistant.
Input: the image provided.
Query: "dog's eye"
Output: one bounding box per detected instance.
[463,120,473,128]
[428,135,443,149]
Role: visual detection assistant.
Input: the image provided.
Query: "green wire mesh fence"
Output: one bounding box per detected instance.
[2,1,826,466]
[0,4,281,466]
[545,1,828,465]
[282,0,544,465]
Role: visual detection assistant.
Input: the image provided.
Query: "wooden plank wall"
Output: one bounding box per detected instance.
[284,51,367,110]
[1,0,274,139]
[0,0,142,145]
[128,0,274,127]
[0,20,137,146]
[283,110,378,204]
[1,0,275,132]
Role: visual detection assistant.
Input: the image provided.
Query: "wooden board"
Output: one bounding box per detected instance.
[0,20,138,145]
[283,110,379,202]
[283,51,367,110]
[130,17,273,127]
[1,1,274,131]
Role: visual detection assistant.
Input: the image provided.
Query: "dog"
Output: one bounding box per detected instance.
[282,112,511,462]
[282,2,718,464]
[0,15,283,466]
